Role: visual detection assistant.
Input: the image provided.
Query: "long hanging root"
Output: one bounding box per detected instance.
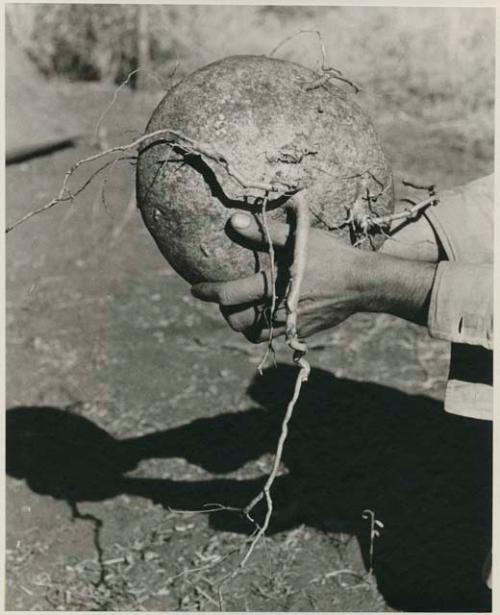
[216,194,311,609]
[246,193,311,516]
[256,194,277,375]
[216,358,309,608]
[284,193,310,362]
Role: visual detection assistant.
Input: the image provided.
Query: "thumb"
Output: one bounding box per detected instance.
[229,212,291,249]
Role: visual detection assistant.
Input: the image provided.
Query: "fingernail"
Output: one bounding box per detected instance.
[231,212,251,229]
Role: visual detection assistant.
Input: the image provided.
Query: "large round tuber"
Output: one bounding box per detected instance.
[136,55,394,284]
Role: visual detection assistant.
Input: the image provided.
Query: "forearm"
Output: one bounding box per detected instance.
[375,175,493,342]
[357,252,437,326]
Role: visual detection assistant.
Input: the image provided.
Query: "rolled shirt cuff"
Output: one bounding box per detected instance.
[427,261,493,350]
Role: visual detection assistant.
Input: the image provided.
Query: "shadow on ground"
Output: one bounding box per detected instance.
[7,364,492,612]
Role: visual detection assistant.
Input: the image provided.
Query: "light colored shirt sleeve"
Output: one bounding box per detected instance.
[424,174,493,349]
[423,174,493,420]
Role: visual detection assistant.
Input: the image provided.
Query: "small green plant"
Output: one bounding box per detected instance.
[362,509,384,576]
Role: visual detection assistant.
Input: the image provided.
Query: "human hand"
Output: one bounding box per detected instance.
[191,212,382,342]
[192,212,436,342]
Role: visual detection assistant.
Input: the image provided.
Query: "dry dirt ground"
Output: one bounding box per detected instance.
[6,77,493,612]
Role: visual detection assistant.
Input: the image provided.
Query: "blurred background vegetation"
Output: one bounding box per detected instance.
[7,5,494,122]
[6,4,494,186]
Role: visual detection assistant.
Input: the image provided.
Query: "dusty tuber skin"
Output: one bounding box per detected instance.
[136,55,394,285]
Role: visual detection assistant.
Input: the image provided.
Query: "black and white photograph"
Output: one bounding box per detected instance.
[4,3,494,612]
